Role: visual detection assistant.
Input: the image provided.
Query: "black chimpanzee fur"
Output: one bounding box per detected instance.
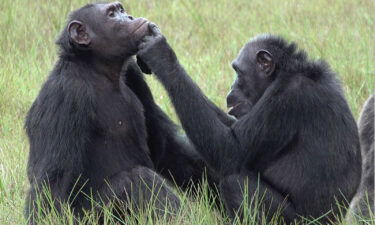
[137,28,362,224]
[25,3,211,224]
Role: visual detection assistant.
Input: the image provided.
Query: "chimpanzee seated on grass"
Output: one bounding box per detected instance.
[136,25,362,224]
[25,2,214,224]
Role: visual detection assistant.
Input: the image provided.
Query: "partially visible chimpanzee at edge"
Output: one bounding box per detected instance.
[348,94,374,220]
[25,3,211,224]
[137,26,362,223]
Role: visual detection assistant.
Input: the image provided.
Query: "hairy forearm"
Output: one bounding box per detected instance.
[154,62,237,170]
[137,28,239,172]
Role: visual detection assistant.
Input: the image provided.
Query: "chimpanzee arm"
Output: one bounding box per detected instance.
[25,73,95,218]
[137,28,241,174]
[135,56,235,127]
[233,82,300,165]
[207,99,236,126]
[124,60,218,187]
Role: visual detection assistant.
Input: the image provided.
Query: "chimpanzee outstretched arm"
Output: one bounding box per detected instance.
[25,71,95,219]
[137,27,241,174]
[135,56,236,127]
[124,59,218,187]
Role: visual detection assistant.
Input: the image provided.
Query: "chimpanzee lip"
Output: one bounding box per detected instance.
[227,103,242,111]
[132,20,148,34]
[227,103,242,117]
[228,108,237,117]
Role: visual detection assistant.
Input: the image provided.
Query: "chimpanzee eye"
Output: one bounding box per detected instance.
[120,7,125,13]
[108,11,115,17]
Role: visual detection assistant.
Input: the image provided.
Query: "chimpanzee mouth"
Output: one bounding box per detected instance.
[132,20,149,34]
[227,103,242,115]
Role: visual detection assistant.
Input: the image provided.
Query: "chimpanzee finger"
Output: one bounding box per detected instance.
[148,23,162,37]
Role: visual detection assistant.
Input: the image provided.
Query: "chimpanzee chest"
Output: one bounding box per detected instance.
[96,83,147,139]
[86,81,151,179]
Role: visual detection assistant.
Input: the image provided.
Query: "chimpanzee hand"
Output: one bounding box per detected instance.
[136,55,152,74]
[137,23,179,76]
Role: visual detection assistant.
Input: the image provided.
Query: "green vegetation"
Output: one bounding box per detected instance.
[0,0,373,224]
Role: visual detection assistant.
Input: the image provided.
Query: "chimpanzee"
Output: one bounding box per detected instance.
[136,26,362,223]
[348,94,374,220]
[25,3,211,224]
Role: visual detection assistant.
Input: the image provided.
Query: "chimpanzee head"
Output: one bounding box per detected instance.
[57,2,149,59]
[226,35,279,119]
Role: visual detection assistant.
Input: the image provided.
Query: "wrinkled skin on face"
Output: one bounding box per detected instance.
[226,42,275,119]
[67,2,149,58]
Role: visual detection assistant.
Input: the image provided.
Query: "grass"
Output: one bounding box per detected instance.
[0,0,373,224]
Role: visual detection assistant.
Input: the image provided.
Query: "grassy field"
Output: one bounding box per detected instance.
[0,0,374,224]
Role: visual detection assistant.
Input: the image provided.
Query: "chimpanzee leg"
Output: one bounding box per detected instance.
[98,166,180,217]
[219,172,297,224]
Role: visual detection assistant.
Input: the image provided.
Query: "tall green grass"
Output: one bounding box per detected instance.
[0,0,373,224]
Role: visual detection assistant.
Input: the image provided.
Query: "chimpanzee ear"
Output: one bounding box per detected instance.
[68,20,91,46]
[256,50,275,75]
[136,55,152,74]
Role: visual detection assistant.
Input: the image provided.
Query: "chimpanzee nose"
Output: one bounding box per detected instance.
[128,15,134,20]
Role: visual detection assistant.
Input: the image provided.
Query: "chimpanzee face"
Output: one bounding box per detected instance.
[226,42,275,119]
[67,2,149,58]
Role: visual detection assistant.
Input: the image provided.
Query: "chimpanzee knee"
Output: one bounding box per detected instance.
[98,166,180,217]
[219,173,296,224]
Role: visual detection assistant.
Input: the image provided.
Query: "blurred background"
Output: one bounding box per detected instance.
[0,0,373,224]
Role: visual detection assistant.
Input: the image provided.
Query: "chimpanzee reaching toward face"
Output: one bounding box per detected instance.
[25,3,212,224]
[348,94,374,221]
[136,26,362,223]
